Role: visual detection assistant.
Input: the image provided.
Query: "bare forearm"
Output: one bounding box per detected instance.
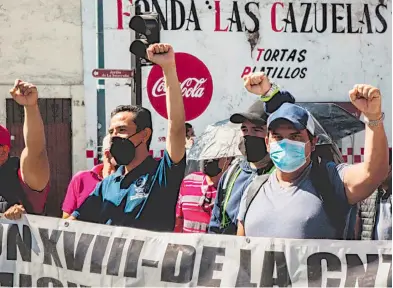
[24,105,46,155]
[164,66,186,162]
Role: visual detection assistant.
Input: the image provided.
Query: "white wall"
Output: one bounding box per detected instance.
[0,0,86,173]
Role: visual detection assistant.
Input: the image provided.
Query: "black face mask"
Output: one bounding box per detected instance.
[203,160,222,177]
[243,135,267,163]
[109,133,142,166]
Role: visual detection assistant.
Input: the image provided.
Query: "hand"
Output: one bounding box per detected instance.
[4,204,25,220]
[243,72,272,96]
[349,84,382,120]
[9,79,38,107]
[146,43,176,70]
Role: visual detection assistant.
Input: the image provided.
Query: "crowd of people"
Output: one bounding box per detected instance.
[0,43,391,242]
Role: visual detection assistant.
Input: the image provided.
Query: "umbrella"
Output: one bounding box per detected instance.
[298,103,365,141]
[187,119,243,161]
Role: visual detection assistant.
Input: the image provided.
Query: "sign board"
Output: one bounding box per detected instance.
[92,69,134,78]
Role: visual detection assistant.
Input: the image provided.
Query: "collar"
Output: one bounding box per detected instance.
[91,164,104,180]
[113,156,157,182]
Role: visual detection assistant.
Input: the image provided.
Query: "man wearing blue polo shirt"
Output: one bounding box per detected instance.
[70,43,186,232]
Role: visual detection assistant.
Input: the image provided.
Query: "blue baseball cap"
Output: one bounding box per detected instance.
[267,103,316,135]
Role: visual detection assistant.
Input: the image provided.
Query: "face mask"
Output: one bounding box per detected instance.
[109,132,143,166]
[203,160,222,177]
[269,139,307,173]
[243,136,268,163]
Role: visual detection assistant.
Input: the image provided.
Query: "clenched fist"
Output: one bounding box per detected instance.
[9,80,38,107]
[243,72,272,96]
[147,43,176,70]
[349,84,382,120]
[4,204,25,220]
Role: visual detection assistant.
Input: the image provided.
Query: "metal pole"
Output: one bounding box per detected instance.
[135,4,142,106]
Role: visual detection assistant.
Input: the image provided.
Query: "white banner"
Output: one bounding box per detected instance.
[0,215,390,287]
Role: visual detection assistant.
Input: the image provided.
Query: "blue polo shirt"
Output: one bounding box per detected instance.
[72,151,186,232]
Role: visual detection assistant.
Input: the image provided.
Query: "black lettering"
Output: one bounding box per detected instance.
[290,68,300,78]
[228,1,243,32]
[314,3,327,33]
[375,4,388,33]
[39,228,63,268]
[346,4,360,34]
[287,49,297,62]
[20,274,32,287]
[106,238,127,276]
[271,67,279,78]
[135,0,150,13]
[276,67,285,79]
[235,249,257,287]
[332,4,345,33]
[279,49,289,61]
[0,273,13,287]
[64,231,94,272]
[252,66,257,73]
[245,2,259,33]
[263,49,272,61]
[260,251,291,287]
[297,49,307,62]
[90,235,110,274]
[185,0,201,31]
[152,0,168,30]
[7,224,31,262]
[359,4,373,34]
[300,67,307,78]
[383,254,392,288]
[197,246,225,287]
[300,3,313,33]
[124,239,144,278]
[170,0,185,30]
[37,277,63,287]
[161,244,196,283]
[271,50,279,62]
[307,252,341,287]
[284,67,292,79]
[67,283,77,287]
[283,3,297,33]
[344,254,379,287]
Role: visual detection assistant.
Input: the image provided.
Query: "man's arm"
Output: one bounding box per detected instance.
[237,221,245,236]
[70,182,104,222]
[10,80,49,191]
[342,85,388,205]
[147,44,185,164]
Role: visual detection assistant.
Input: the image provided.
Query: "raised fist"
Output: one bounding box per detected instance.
[9,79,38,107]
[147,43,176,70]
[349,84,382,120]
[243,72,272,96]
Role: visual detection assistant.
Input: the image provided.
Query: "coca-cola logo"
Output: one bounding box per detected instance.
[147,52,213,121]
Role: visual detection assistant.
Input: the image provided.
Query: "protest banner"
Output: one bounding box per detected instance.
[0,215,390,287]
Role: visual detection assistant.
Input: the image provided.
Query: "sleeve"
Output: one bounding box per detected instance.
[62,175,80,214]
[157,150,186,188]
[208,173,226,234]
[237,185,250,222]
[326,162,351,207]
[264,89,296,114]
[71,181,104,222]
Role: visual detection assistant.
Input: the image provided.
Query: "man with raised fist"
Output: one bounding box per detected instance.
[71,43,187,232]
[2,80,50,220]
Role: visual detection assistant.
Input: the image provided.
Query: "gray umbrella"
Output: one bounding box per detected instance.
[187,119,242,161]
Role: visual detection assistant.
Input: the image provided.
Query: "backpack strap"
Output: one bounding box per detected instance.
[243,174,270,221]
[310,156,347,239]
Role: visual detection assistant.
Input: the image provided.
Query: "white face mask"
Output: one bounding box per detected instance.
[269,139,309,173]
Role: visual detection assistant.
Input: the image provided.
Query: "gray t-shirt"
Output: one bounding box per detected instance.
[238,162,350,239]
[375,193,392,240]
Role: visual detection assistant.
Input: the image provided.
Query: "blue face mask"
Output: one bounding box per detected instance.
[269,139,308,173]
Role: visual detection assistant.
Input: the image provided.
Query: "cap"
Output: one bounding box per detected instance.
[230,100,268,126]
[0,125,11,148]
[267,103,315,135]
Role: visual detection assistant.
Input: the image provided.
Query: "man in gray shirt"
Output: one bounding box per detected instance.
[237,84,389,239]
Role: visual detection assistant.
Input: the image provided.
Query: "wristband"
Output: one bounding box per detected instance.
[260,82,280,102]
[364,112,385,127]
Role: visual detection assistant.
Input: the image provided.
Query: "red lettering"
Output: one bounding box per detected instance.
[117,0,132,30]
[240,66,252,78]
[256,48,265,61]
[214,1,229,32]
[271,2,284,32]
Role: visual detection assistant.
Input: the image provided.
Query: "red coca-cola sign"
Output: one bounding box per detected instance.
[147,52,213,121]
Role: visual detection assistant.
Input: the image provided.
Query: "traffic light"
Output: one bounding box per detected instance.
[129,13,161,60]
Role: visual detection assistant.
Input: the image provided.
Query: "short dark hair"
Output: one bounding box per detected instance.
[111,105,153,149]
[185,123,193,130]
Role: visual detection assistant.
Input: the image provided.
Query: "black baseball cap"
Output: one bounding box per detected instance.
[230,100,268,126]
